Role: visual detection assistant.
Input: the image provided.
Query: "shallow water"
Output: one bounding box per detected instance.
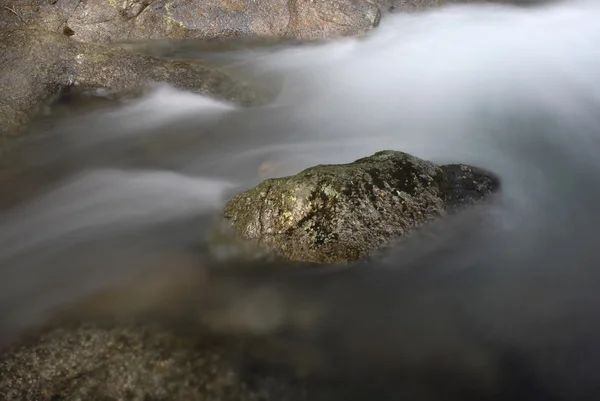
[1,0,600,398]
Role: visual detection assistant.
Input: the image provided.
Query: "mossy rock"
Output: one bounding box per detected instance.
[224,150,450,263]
[224,151,499,263]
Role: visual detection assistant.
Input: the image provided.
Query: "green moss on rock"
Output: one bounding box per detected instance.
[224,150,450,264]
[0,322,337,401]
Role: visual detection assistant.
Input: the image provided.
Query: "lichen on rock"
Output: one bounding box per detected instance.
[224,150,456,263]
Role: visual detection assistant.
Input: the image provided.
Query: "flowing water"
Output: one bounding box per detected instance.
[1,0,600,399]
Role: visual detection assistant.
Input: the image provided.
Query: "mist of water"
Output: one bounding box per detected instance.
[1,0,600,360]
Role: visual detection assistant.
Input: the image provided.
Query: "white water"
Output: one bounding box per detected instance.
[1,0,600,351]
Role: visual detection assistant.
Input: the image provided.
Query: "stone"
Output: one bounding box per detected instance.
[224,150,449,263]
[0,322,328,401]
[0,28,259,137]
[287,0,381,40]
[223,151,499,263]
[0,0,381,44]
[440,163,499,211]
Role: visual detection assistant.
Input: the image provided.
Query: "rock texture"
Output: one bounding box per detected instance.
[0,0,381,44]
[0,322,334,401]
[287,0,381,40]
[441,163,499,211]
[224,150,498,263]
[0,28,258,137]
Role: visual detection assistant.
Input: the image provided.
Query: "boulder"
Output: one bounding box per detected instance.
[0,322,331,401]
[225,150,497,264]
[0,324,243,401]
[0,0,380,44]
[0,28,259,137]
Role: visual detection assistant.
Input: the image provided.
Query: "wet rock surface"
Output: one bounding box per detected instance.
[0,322,340,401]
[0,1,506,399]
[0,0,380,44]
[0,28,259,138]
[224,150,497,263]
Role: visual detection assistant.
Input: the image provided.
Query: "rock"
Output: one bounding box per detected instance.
[0,28,259,137]
[224,150,450,263]
[440,163,499,211]
[287,0,381,40]
[0,322,329,401]
[0,0,380,44]
[206,218,287,264]
[223,151,499,264]
[0,324,237,401]
[0,258,350,401]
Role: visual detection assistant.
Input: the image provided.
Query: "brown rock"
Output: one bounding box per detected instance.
[0,322,326,401]
[0,0,381,44]
[287,0,380,40]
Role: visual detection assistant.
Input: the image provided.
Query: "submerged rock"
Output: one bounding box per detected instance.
[224,151,498,263]
[0,324,239,401]
[0,0,380,44]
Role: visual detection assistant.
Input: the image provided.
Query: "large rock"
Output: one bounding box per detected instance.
[0,261,354,401]
[0,0,381,44]
[0,256,351,401]
[224,150,497,263]
[0,324,244,401]
[0,28,258,137]
[0,322,335,401]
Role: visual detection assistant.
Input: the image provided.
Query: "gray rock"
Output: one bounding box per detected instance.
[224,150,450,263]
[0,0,380,44]
[441,163,499,211]
[0,28,259,137]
